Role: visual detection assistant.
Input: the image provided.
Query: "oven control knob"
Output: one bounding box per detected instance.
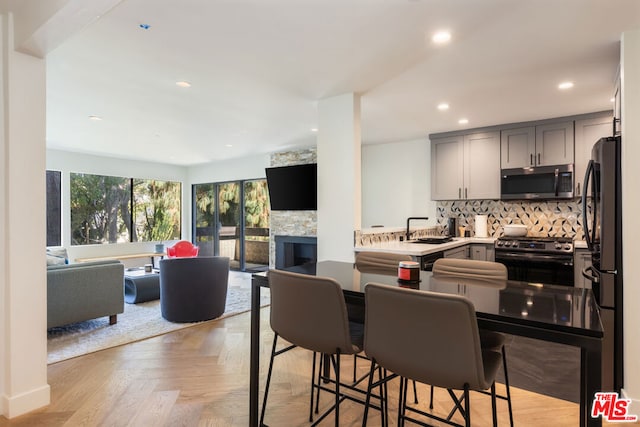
[564,244,572,251]
[496,241,504,247]
[511,241,519,248]
[554,243,562,250]
[503,241,511,247]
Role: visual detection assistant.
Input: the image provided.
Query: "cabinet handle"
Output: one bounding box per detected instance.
[576,182,581,197]
[538,153,541,165]
[465,188,468,198]
[530,154,534,165]
[459,188,462,199]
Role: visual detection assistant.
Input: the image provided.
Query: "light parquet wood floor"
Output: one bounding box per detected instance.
[0,306,631,426]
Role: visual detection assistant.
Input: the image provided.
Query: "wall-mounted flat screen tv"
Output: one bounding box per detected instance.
[265,163,317,211]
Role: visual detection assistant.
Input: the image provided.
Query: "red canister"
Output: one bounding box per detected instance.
[398,261,420,282]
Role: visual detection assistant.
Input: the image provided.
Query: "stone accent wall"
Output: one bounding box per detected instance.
[270,147,316,167]
[268,146,317,268]
[436,199,585,239]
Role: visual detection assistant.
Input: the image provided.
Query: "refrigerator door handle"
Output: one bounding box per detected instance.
[582,160,595,251]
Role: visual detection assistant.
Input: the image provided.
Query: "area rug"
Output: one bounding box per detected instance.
[47,285,270,364]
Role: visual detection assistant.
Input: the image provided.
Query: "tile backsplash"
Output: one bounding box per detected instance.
[437,199,585,239]
[354,226,440,247]
[355,199,586,247]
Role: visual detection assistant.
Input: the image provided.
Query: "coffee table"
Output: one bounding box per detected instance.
[124,269,160,303]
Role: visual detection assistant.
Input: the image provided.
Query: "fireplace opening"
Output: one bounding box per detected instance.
[275,235,317,269]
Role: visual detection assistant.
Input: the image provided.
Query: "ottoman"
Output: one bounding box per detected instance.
[124,271,160,303]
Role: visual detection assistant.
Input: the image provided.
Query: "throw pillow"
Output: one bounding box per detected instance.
[46,247,68,266]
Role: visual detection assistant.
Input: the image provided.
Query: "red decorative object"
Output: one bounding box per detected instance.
[166,241,199,258]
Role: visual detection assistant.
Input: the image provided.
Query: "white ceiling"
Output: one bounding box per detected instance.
[45,0,640,166]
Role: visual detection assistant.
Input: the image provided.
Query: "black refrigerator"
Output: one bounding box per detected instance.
[582,136,623,392]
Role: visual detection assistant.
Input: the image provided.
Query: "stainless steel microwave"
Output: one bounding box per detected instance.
[501,164,574,200]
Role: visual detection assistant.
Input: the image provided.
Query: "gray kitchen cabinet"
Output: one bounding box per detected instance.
[574,248,592,289]
[464,132,501,199]
[444,245,470,259]
[431,132,500,200]
[613,69,621,136]
[470,244,486,260]
[431,135,464,200]
[500,126,535,169]
[535,121,575,166]
[470,244,495,261]
[500,121,574,168]
[574,114,613,197]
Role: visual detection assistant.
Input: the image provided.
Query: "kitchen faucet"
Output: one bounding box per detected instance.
[406,217,430,241]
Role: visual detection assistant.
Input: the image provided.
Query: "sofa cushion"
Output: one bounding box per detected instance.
[46,247,68,266]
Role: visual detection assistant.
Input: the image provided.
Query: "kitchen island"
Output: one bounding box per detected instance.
[249,261,603,427]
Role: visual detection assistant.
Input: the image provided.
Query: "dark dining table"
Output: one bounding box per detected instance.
[250,261,604,427]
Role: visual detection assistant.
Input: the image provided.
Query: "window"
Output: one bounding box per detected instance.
[46,170,62,247]
[70,173,181,245]
[132,179,181,242]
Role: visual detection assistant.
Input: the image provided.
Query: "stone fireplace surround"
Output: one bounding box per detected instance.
[268,147,317,269]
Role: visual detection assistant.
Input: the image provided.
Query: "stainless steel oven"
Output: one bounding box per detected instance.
[495,236,574,286]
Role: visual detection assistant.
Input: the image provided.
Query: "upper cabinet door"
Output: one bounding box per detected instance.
[464,132,500,199]
[535,121,574,166]
[613,71,621,136]
[431,135,464,200]
[574,115,613,197]
[501,127,535,168]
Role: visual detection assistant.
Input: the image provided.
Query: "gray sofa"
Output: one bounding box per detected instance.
[47,260,125,329]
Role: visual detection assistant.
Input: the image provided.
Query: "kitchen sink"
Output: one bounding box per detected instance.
[410,236,453,244]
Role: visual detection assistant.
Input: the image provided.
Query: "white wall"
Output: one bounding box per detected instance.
[621,28,640,412]
[317,93,361,262]
[0,13,7,417]
[46,149,189,261]
[1,13,50,418]
[362,138,437,229]
[188,153,270,184]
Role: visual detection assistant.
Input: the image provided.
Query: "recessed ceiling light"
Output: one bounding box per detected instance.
[437,103,450,111]
[225,144,233,148]
[458,118,469,125]
[558,81,574,90]
[432,31,451,44]
[88,115,102,121]
[311,128,318,132]
[176,81,191,88]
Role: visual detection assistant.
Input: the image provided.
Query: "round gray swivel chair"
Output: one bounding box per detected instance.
[159,256,229,323]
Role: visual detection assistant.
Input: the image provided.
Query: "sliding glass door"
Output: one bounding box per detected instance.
[193,179,269,272]
[218,182,241,270]
[242,179,270,271]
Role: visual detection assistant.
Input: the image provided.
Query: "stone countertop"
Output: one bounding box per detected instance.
[574,240,588,249]
[354,237,496,257]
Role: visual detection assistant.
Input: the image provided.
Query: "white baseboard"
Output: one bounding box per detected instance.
[1,384,50,419]
[621,388,640,418]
